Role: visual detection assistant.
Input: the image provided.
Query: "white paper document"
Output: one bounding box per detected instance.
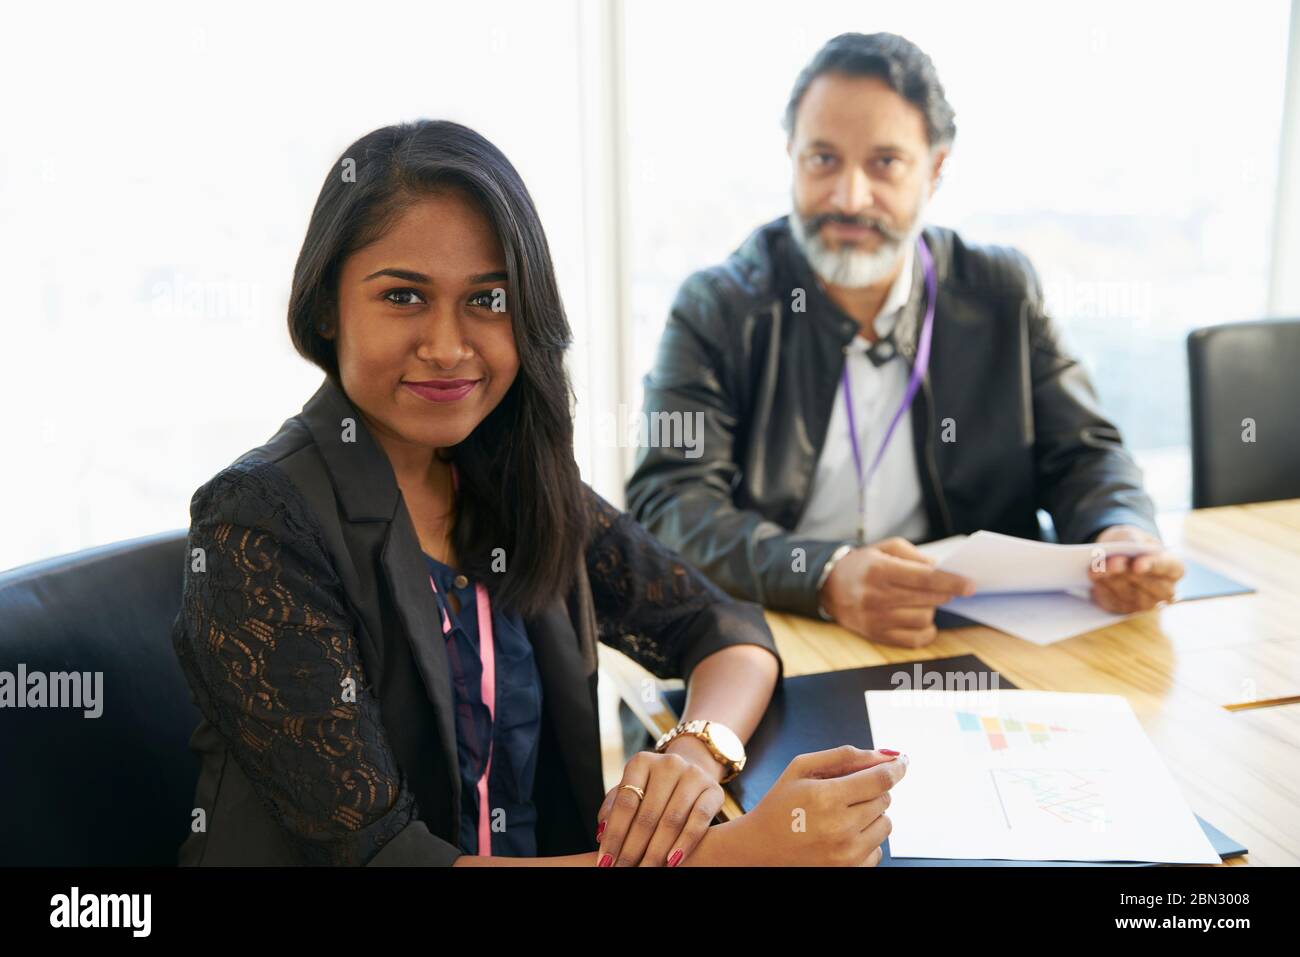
[922,531,1156,593]
[940,591,1132,645]
[864,689,1220,863]
[917,533,1154,644]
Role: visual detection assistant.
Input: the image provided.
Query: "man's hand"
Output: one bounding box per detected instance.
[1089,525,1184,613]
[819,537,976,647]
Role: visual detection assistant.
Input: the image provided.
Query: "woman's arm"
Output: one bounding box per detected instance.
[661,643,779,780]
[580,487,783,865]
[174,460,463,866]
[453,659,775,865]
[582,485,784,704]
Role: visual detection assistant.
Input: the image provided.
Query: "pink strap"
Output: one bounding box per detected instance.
[473,582,495,856]
[432,462,497,854]
[427,572,496,856]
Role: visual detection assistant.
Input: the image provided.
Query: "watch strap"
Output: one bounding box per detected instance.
[655,719,745,783]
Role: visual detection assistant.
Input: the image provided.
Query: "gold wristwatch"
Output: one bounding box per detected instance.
[654,719,747,783]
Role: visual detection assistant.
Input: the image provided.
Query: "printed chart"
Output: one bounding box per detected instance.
[955,710,1074,751]
[864,689,1219,863]
[990,767,1112,829]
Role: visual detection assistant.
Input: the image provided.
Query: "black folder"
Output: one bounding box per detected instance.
[662,654,1248,865]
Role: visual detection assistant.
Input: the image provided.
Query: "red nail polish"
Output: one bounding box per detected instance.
[598,853,613,867]
[596,820,606,840]
[668,849,683,867]
[879,748,900,756]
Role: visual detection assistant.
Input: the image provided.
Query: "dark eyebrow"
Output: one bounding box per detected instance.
[804,140,912,158]
[362,268,430,283]
[361,268,509,285]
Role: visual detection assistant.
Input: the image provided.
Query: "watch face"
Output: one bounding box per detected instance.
[708,722,744,763]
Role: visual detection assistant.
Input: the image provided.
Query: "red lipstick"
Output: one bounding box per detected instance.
[402,378,481,403]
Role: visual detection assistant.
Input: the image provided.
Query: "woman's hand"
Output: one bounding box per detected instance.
[595,749,726,867]
[688,745,905,867]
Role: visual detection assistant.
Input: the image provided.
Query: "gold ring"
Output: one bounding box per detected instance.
[619,784,646,802]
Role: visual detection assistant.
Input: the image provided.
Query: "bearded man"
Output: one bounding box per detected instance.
[625,32,1183,647]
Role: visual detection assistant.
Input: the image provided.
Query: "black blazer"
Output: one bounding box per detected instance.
[170,376,780,865]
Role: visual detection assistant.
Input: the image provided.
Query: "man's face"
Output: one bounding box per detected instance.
[788,73,946,287]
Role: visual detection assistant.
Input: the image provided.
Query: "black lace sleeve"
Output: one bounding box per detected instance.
[582,484,783,683]
[172,459,460,866]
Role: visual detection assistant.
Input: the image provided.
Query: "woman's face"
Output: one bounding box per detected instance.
[326,189,520,461]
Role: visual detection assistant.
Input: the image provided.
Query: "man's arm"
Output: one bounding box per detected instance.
[625,276,849,618]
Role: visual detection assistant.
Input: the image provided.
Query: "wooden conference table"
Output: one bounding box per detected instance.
[601,499,1300,866]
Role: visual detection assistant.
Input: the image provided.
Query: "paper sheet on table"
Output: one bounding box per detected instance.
[940,590,1134,645]
[917,534,1146,644]
[865,689,1220,863]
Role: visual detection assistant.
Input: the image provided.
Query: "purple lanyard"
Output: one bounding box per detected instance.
[839,235,937,544]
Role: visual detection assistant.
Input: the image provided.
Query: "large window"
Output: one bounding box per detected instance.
[2,0,1295,571]
[0,0,599,571]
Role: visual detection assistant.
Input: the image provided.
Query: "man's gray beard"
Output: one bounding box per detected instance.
[791,192,929,289]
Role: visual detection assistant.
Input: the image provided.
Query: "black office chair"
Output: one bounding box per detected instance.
[0,530,198,865]
[1187,318,1300,508]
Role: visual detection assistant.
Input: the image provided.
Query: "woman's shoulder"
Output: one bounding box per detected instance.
[577,481,668,558]
[183,446,346,609]
[577,481,621,534]
[187,413,325,538]
[575,481,725,596]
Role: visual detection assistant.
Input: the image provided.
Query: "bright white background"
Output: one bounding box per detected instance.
[0,0,597,571]
[1,0,1296,572]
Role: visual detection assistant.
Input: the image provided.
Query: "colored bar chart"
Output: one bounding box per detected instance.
[957,711,1072,750]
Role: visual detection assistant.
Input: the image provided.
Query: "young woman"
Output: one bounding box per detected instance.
[170,119,904,867]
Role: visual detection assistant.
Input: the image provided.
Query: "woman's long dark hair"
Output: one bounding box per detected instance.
[288,119,587,617]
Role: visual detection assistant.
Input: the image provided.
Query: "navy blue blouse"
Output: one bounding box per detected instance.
[422,552,543,857]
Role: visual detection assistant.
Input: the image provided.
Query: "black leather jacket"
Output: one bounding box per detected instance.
[625,216,1159,619]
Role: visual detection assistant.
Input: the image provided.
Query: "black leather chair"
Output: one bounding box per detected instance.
[0,530,198,865]
[1187,318,1300,508]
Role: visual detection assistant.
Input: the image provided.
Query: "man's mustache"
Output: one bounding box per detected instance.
[803,212,907,243]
